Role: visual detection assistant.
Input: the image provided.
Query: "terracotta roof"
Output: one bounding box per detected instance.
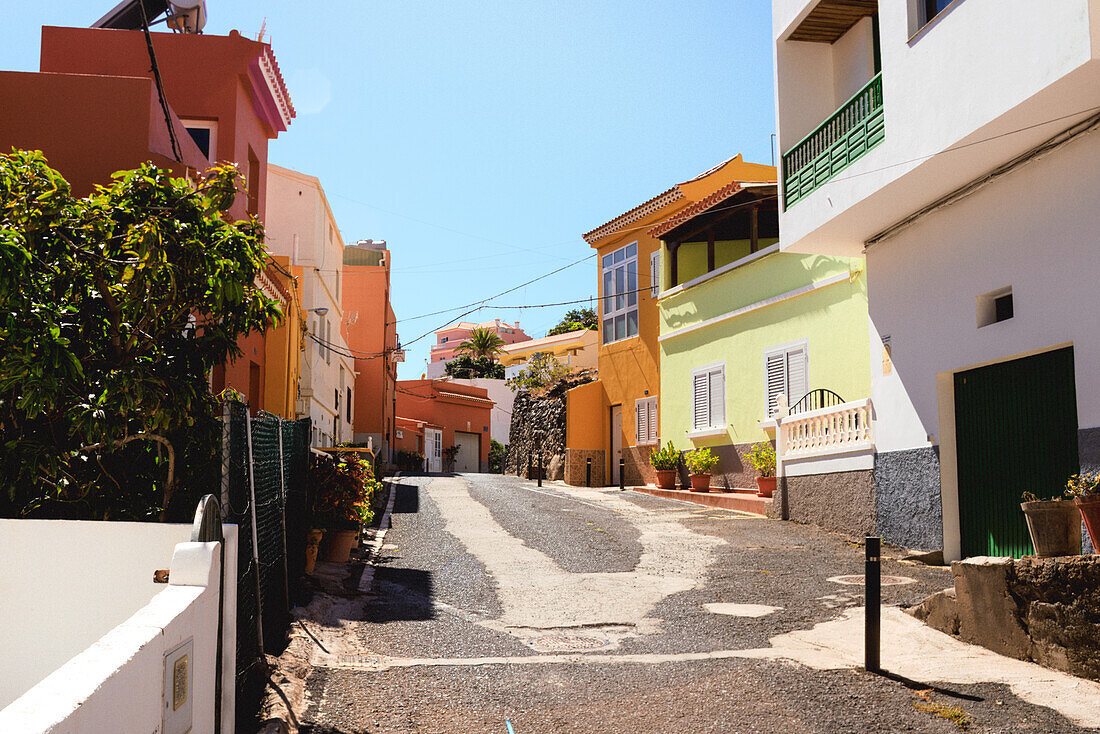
[582,186,685,245]
[648,182,777,239]
[436,390,494,406]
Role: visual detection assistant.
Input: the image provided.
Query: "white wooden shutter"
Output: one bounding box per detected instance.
[635,399,647,446]
[692,372,710,430]
[708,369,725,428]
[647,398,658,442]
[786,347,808,407]
[650,250,660,297]
[766,352,787,416]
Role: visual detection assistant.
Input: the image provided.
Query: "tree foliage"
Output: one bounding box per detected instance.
[444,355,505,379]
[505,352,568,392]
[454,326,506,360]
[547,307,597,336]
[0,150,280,519]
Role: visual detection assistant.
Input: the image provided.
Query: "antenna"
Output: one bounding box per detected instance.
[257,17,267,42]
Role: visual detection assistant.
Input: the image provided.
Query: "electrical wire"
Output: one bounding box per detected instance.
[138,0,183,163]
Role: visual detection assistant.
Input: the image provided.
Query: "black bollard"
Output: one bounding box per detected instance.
[527,454,532,481]
[865,536,881,673]
[585,457,592,487]
[537,450,543,487]
[619,458,625,490]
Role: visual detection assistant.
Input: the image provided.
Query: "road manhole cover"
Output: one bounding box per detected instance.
[525,634,609,652]
[828,574,917,586]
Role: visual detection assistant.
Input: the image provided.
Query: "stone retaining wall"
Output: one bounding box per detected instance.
[506,371,595,481]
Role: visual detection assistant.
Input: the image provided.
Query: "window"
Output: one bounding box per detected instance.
[441,337,448,344]
[765,340,809,416]
[182,120,217,166]
[397,429,404,439]
[650,249,661,298]
[691,363,725,432]
[977,286,1013,327]
[324,319,332,364]
[246,147,260,216]
[347,387,352,421]
[601,242,638,344]
[635,396,658,445]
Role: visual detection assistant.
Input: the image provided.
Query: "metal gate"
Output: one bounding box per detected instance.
[954,346,1079,558]
[454,431,480,472]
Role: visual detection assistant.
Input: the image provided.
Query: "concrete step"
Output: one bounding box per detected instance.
[631,485,772,516]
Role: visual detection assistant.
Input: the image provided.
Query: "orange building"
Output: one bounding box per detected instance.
[343,240,400,458]
[395,381,493,473]
[0,23,298,416]
[565,156,778,486]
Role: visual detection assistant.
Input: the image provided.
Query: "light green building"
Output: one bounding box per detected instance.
[652,181,875,533]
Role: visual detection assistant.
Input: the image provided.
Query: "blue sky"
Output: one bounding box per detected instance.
[3,2,777,379]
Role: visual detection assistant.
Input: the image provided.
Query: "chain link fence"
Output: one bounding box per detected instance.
[219,399,312,731]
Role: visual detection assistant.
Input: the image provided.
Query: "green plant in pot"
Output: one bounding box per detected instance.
[649,441,680,490]
[312,452,377,564]
[746,441,776,498]
[1020,490,1080,557]
[685,448,719,493]
[1066,473,1100,553]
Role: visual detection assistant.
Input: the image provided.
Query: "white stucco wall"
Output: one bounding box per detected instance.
[867,124,1100,454]
[775,0,1099,256]
[0,527,238,733]
[445,377,514,445]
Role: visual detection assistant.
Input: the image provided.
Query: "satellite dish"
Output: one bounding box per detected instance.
[167,0,207,33]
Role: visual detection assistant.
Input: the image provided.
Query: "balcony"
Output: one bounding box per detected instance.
[782,72,884,209]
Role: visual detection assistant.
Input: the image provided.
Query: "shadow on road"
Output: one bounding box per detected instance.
[364,566,436,622]
[876,669,984,702]
[390,482,419,514]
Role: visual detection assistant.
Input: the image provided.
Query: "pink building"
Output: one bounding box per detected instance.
[428,319,531,371]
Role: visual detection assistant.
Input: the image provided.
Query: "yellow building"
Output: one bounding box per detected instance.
[262,254,306,420]
[499,328,598,376]
[565,155,777,486]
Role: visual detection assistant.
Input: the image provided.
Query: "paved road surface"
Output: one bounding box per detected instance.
[297,473,1099,733]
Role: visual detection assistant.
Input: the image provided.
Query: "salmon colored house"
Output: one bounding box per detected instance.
[0,23,300,417]
[396,381,493,473]
[343,240,400,459]
[565,156,778,487]
[426,319,531,377]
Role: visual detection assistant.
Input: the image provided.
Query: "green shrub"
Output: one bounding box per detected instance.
[685,447,719,475]
[746,441,776,477]
[649,441,680,471]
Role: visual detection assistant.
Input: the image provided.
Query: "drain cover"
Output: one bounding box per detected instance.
[828,574,917,586]
[525,634,609,652]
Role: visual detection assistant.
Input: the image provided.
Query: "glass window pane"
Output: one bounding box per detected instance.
[627,261,637,306]
[603,318,613,344]
[615,315,626,341]
[626,310,638,337]
[626,243,636,258]
[603,271,613,314]
[614,248,625,263]
[602,254,612,268]
[615,267,625,310]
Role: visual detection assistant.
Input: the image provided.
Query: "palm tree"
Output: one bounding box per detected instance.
[455,326,506,360]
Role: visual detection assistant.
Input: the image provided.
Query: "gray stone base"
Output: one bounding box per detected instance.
[780,470,876,539]
[875,446,943,552]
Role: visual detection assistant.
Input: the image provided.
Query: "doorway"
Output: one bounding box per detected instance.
[610,405,622,486]
[953,346,1079,558]
[454,431,480,473]
[425,428,443,473]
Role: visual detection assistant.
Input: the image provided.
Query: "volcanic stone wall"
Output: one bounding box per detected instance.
[506,371,595,480]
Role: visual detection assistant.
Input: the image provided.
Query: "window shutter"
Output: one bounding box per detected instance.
[692,373,710,430]
[635,400,647,446]
[651,250,660,297]
[787,347,808,407]
[709,369,725,429]
[648,398,658,442]
[766,352,787,416]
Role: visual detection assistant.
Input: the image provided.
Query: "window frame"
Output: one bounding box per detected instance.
[650,249,661,298]
[689,361,726,435]
[600,242,639,345]
[181,119,217,166]
[764,338,810,417]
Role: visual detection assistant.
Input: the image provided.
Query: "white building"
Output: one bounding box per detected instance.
[773,0,1100,560]
[265,164,356,447]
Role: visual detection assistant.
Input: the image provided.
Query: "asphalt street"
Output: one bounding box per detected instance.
[297,473,1099,733]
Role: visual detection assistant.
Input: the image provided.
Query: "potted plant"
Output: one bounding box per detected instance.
[1020,490,1081,557]
[649,441,680,489]
[304,528,325,574]
[746,441,777,497]
[685,447,719,493]
[312,452,377,564]
[1066,473,1100,552]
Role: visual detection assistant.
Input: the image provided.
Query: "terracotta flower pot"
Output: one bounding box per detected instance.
[690,474,711,492]
[1075,495,1100,552]
[323,528,359,563]
[756,477,776,498]
[1021,500,1081,557]
[305,528,325,574]
[655,469,677,490]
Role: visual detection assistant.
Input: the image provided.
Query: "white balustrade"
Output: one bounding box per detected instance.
[779,398,873,460]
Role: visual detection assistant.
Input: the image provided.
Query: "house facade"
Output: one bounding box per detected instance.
[343,240,400,459]
[565,155,777,487]
[500,328,598,380]
[426,319,531,378]
[265,165,357,447]
[653,178,873,532]
[396,380,494,472]
[773,0,1100,558]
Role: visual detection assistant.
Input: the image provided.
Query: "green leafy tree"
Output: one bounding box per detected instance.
[444,355,505,379]
[0,151,280,520]
[547,307,597,336]
[505,352,568,392]
[455,326,506,360]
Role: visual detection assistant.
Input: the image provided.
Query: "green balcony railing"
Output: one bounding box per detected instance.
[782,72,884,209]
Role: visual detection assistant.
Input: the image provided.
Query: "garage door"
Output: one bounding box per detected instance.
[454,431,480,473]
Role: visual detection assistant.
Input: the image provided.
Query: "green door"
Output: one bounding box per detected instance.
[954,347,1079,558]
